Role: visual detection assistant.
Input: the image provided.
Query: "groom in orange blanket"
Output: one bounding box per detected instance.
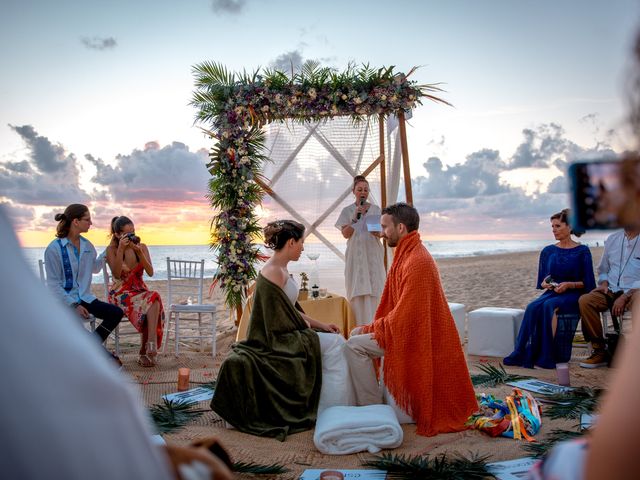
[345,202,477,436]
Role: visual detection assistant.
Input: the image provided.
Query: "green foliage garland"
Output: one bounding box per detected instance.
[191,61,448,308]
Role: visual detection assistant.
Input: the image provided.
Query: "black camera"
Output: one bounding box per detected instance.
[125,232,141,244]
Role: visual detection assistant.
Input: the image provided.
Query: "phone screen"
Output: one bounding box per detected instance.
[568,159,625,231]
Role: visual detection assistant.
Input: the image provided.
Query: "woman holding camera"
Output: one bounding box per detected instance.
[503,209,595,369]
[106,216,164,367]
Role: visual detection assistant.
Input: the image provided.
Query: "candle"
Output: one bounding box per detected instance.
[177,368,190,391]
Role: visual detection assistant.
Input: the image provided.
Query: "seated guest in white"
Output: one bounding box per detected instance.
[578,225,640,368]
[44,204,123,352]
[211,220,350,440]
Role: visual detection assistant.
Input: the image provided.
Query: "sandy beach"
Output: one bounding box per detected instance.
[107,246,609,474]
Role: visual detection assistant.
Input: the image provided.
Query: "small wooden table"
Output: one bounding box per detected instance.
[236,293,356,342]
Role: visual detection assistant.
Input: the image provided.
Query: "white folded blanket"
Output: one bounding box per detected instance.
[313,404,403,455]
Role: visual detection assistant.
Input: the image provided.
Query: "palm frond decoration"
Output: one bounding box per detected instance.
[362,452,494,479]
[522,428,586,458]
[191,60,450,309]
[231,461,289,474]
[541,386,604,419]
[149,400,208,434]
[471,363,533,387]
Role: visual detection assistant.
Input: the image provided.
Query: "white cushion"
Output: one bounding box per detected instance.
[447,302,466,342]
[467,307,525,357]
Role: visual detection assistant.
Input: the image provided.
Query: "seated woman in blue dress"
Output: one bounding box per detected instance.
[504,209,596,369]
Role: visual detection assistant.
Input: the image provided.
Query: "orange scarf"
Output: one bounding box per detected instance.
[362,231,477,436]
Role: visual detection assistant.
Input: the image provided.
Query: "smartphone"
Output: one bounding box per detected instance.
[568,158,638,231]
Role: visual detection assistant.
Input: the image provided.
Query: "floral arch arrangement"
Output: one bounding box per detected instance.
[191,61,448,308]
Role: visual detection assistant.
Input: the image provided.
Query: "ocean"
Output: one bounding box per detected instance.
[23,236,607,283]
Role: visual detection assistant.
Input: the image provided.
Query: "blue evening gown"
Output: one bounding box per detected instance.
[503,244,596,369]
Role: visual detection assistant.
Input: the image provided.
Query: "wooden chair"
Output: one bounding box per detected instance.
[162,258,217,357]
[38,259,96,332]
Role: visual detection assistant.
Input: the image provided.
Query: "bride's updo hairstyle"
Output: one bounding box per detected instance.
[264,220,305,250]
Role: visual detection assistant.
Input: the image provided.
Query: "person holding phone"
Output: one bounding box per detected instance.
[577,226,640,368]
[504,209,596,369]
[335,175,386,326]
[106,215,164,367]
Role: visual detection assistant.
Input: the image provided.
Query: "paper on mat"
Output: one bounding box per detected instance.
[162,386,214,403]
[487,457,537,479]
[299,469,386,479]
[506,379,573,395]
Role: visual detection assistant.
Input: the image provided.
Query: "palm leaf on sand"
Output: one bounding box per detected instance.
[362,452,495,479]
[541,386,603,420]
[471,363,533,388]
[149,399,208,434]
[522,428,586,458]
[231,461,289,474]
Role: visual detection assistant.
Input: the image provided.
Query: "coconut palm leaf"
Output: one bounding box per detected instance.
[522,428,586,458]
[471,363,533,387]
[362,452,494,479]
[149,400,208,434]
[542,386,604,419]
[231,461,289,474]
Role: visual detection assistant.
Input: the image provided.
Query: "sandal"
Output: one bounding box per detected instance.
[146,341,158,366]
[137,354,154,367]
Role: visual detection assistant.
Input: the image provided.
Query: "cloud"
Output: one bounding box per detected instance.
[211,0,246,14]
[547,175,568,194]
[1,125,89,205]
[413,149,509,199]
[270,50,304,73]
[80,36,117,50]
[0,201,35,231]
[508,123,585,169]
[89,141,210,203]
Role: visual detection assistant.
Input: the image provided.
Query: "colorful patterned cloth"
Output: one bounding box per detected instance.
[108,263,164,348]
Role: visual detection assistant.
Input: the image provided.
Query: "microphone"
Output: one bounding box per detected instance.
[356,197,366,220]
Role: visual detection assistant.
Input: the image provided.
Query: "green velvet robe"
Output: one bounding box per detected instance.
[210,273,322,440]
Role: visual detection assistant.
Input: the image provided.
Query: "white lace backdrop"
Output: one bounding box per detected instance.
[258,116,406,295]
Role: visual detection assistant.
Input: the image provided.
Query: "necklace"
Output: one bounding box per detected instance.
[616,233,639,290]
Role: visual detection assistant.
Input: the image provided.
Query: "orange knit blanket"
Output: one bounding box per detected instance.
[361,231,478,436]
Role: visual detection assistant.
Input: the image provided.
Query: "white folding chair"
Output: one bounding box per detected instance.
[162,258,217,357]
[38,259,97,332]
[101,257,138,356]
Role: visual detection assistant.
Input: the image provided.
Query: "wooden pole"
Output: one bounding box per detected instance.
[379,114,388,270]
[379,114,387,209]
[397,110,414,205]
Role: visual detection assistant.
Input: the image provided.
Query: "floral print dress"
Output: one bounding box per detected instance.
[108,263,164,347]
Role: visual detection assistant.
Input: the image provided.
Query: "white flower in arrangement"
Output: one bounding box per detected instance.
[261,105,269,112]
[331,105,338,115]
[274,93,283,104]
[222,130,230,139]
[380,94,387,101]
[390,94,398,102]
[354,97,363,105]
[308,88,317,99]
[341,94,348,101]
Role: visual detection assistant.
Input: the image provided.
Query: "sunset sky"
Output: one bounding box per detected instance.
[1,0,638,247]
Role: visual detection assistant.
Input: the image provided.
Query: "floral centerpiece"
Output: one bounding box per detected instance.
[191,61,449,308]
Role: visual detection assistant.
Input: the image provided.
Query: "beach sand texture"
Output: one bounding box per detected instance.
[108,247,609,474]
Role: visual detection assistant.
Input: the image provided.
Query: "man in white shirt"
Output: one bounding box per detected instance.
[578,227,640,368]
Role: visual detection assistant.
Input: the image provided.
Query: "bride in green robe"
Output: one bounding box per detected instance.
[211,220,350,440]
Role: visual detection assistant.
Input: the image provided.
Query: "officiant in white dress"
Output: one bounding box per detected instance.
[336,175,386,326]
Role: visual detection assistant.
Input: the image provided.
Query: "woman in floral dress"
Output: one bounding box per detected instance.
[106,216,164,367]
